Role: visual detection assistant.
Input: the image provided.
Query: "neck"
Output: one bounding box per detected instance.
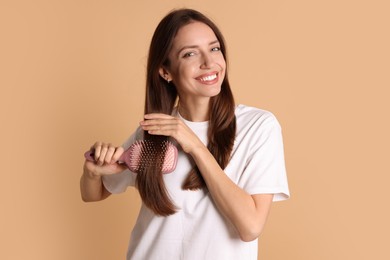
[178,100,209,122]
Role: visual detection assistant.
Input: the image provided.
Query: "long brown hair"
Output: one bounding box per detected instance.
[137,8,236,216]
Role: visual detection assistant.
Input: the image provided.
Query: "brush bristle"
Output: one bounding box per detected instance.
[84,140,178,174]
[125,140,178,174]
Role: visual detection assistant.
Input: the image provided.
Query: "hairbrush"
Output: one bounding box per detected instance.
[84,140,178,174]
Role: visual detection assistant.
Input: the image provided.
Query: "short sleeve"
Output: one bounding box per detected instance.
[102,169,135,194]
[102,127,143,194]
[239,114,290,201]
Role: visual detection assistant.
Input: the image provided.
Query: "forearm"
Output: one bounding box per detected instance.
[80,166,110,202]
[80,143,126,202]
[139,113,273,238]
[190,146,272,241]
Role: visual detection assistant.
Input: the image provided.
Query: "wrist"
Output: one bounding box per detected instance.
[83,164,102,180]
[189,144,211,161]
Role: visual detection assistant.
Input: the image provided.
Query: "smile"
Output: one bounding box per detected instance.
[197,73,218,82]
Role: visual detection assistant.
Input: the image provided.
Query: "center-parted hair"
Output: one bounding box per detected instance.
[137,8,236,216]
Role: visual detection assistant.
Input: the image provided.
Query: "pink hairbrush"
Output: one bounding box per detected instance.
[84,140,178,174]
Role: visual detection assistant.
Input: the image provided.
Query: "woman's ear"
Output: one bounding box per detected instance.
[159,67,172,83]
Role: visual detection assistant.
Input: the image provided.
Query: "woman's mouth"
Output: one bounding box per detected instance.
[196,73,219,84]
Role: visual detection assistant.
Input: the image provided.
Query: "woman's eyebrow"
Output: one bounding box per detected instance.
[177,40,220,56]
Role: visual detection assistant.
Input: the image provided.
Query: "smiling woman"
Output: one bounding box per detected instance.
[160,21,227,120]
[80,8,290,260]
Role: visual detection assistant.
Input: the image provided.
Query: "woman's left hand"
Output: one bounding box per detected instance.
[141,113,272,241]
[140,113,204,154]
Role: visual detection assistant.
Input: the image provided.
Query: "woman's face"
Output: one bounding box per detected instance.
[161,21,226,105]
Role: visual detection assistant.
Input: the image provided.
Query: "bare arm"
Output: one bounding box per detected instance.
[141,114,273,241]
[80,164,111,202]
[190,144,273,241]
[80,142,126,202]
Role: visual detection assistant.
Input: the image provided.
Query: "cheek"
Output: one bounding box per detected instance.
[218,59,227,80]
[176,63,197,79]
[217,56,227,69]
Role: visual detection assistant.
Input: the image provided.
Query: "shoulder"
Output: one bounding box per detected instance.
[235,104,280,129]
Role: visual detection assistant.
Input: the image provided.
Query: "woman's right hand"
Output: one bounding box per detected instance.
[83,142,127,177]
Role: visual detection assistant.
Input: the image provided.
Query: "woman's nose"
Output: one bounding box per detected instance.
[200,53,214,69]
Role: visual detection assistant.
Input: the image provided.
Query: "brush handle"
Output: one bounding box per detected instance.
[84,140,178,174]
[84,148,135,168]
[84,150,126,163]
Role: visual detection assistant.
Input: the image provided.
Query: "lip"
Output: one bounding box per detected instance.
[195,72,219,84]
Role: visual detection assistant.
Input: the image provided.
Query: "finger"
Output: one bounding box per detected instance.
[93,141,102,160]
[144,124,183,138]
[141,118,185,130]
[112,146,124,162]
[144,113,175,120]
[146,129,174,136]
[140,118,180,128]
[141,123,176,133]
[97,143,110,166]
[104,144,116,164]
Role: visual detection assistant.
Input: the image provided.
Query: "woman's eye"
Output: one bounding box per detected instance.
[211,47,221,52]
[183,52,195,58]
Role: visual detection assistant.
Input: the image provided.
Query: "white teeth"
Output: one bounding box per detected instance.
[200,74,217,82]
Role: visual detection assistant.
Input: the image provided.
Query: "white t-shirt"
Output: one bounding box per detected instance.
[103,104,290,260]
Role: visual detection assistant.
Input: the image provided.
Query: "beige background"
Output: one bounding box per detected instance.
[1,0,389,259]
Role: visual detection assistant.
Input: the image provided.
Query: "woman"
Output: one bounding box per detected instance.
[80,8,289,260]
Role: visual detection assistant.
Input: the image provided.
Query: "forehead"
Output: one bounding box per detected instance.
[172,21,218,48]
